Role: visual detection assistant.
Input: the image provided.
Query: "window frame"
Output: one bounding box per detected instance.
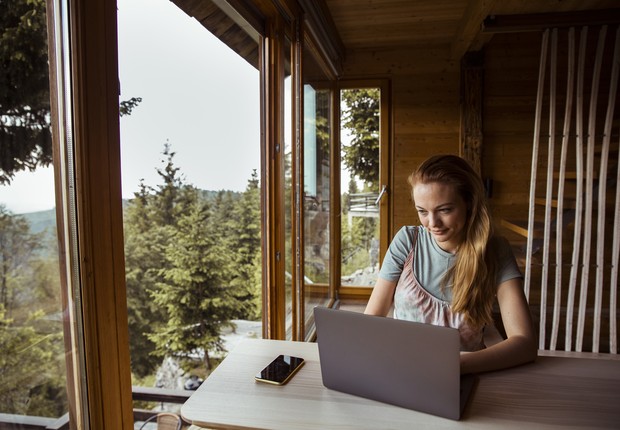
[335,79,393,300]
[47,0,133,427]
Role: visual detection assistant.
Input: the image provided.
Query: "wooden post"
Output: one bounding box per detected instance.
[460,51,484,175]
[577,25,607,352]
[551,28,575,350]
[593,27,620,353]
[611,134,620,354]
[525,29,550,299]
[540,28,558,350]
[566,27,588,352]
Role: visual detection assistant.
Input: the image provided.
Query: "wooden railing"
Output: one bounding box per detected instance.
[0,387,193,429]
[348,192,379,215]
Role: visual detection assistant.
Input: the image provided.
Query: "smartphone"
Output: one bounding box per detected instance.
[255,355,305,385]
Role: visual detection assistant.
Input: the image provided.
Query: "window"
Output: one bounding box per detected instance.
[117,0,262,415]
[0,1,77,427]
[301,36,335,339]
[340,87,381,288]
[338,82,391,298]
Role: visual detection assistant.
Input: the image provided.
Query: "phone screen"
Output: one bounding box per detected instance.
[255,355,305,385]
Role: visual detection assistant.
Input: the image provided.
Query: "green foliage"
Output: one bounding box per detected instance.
[124,144,186,378]
[150,192,229,369]
[124,196,171,377]
[0,206,66,417]
[0,205,44,316]
[227,171,262,319]
[0,0,142,185]
[119,97,143,117]
[341,88,380,189]
[0,0,51,185]
[0,308,62,415]
[124,145,261,375]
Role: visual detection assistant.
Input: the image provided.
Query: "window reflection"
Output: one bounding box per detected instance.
[284,36,294,340]
[302,41,332,338]
[0,0,70,426]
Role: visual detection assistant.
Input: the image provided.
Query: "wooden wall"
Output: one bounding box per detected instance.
[483,32,541,225]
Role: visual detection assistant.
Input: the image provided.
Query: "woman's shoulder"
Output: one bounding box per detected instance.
[388,226,423,252]
[393,225,424,242]
[395,225,424,235]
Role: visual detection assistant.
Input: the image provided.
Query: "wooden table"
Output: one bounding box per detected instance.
[181,339,620,429]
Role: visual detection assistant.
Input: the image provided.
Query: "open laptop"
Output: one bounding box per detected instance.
[313,307,476,420]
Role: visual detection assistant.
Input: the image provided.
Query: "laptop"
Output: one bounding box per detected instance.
[313,307,476,420]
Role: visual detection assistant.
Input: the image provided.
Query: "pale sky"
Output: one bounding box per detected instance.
[0,0,260,214]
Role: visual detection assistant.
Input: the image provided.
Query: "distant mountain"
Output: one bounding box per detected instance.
[21,208,57,235]
[18,191,240,234]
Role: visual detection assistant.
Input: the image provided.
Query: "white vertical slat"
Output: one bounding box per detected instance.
[565,27,588,352]
[551,28,575,350]
[540,29,558,350]
[525,29,550,300]
[611,136,620,354]
[577,25,607,352]
[593,27,620,353]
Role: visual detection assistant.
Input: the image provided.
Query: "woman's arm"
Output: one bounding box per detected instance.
[364,277,398,316]
[460,277,537,374]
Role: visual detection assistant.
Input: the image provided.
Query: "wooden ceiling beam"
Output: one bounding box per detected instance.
[483,8,620,33]
[171,0,262,69]
[451,0,498,60]
[299,0,345,77]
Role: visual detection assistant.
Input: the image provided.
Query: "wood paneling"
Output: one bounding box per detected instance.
[483,31,540,226]
[324,0,468,50]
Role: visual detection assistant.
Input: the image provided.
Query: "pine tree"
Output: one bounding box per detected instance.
[124,182,170,377]
[149,191,240,371]
[124,144,262,374]
[228,170,261,320]
[124,143,190,377]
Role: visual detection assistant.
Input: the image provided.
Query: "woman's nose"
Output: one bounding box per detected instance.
[428,213,441,228]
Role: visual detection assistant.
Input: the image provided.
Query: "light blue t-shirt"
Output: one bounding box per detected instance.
[379,226,522,301]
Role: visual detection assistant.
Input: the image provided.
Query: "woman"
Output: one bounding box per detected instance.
[365,154,537,374]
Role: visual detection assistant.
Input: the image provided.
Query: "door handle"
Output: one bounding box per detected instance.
[375,185,387,206]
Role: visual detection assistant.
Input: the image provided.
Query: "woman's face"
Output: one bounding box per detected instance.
[413,181,468,254]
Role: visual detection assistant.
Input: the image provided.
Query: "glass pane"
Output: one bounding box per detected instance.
[117,0,261,418]
[284,36,294,340]
[340,88,381,288]
[0,1,72,427]
[302,48,332,339]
